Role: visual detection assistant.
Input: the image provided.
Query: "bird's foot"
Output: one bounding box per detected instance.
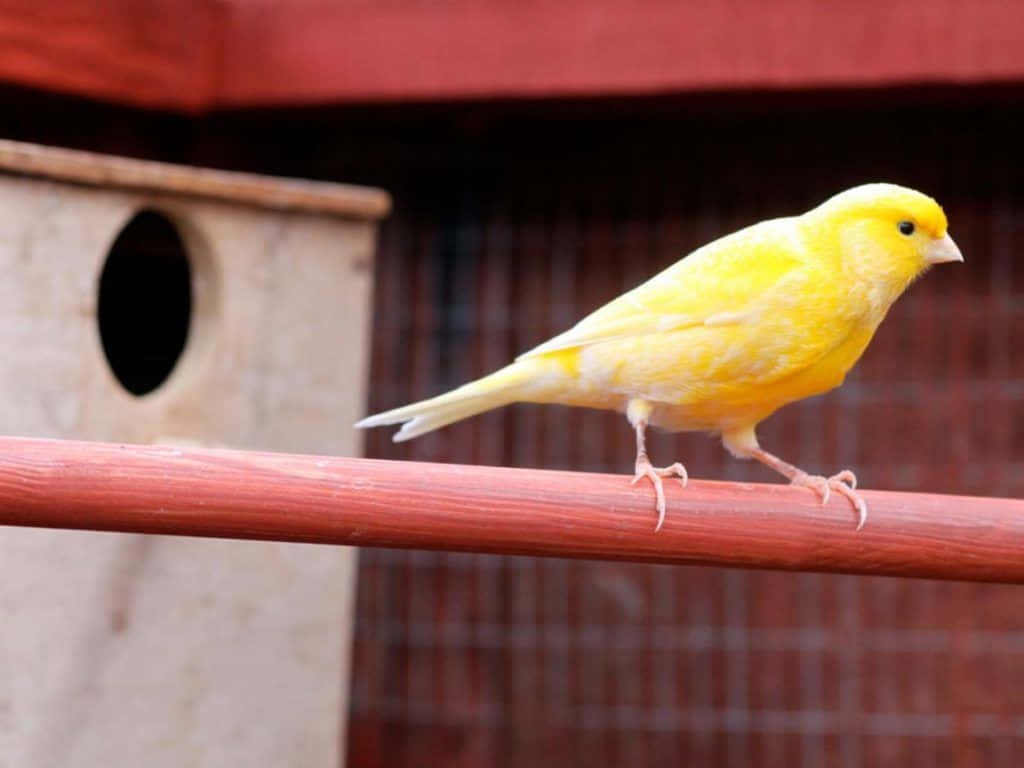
[631,457,688,532]
[791,469,868,530]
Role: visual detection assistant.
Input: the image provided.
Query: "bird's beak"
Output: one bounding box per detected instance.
[926,233,963,264]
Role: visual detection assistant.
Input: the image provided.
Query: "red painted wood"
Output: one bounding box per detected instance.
[216,0,1024,106]
[0,0,218,111]
[2,0,1024,110]
[0,436,1022,583]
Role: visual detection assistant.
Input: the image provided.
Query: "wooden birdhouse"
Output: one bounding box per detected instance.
[0,140,388,766]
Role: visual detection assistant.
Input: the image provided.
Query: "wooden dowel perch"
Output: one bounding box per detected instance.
[0,436,1022,583]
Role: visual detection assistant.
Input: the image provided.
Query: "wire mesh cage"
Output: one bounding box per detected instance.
[349,99,1024,767]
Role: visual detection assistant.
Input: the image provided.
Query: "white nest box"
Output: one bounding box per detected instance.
[0,140,389,767]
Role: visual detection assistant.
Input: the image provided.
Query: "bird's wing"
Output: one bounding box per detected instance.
[518,218,808,359]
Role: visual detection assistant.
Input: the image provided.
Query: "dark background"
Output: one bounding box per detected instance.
[5,80,1024,766]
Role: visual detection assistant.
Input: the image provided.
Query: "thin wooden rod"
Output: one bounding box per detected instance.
[0,436,1021,583]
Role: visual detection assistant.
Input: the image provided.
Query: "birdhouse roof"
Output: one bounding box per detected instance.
[0,139,390,220]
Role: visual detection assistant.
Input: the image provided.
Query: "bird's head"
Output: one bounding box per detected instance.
[806,183,962,287]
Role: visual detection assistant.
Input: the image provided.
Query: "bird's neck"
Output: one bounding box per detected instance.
[832,229,923,326]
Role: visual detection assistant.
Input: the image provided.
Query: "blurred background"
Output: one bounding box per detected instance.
[4,1,1024,766]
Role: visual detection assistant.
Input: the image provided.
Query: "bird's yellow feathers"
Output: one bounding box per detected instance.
[355,359,536,442]
[810,182,948,239]
[518,222,805,360]
[358,183,960,443]
[801,183,954,300]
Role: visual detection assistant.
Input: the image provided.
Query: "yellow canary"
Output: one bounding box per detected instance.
[358,184,963,530]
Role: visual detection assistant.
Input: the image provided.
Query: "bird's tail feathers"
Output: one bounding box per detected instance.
[356,361,538,442]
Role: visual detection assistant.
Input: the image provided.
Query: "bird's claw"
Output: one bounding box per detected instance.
[632,459,688,532]
[791,469,868,530]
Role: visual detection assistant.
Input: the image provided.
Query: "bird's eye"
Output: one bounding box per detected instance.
[898,220,915,236]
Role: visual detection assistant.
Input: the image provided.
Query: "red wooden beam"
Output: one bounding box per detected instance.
[216,0,1024,107]
[1,437,1022,583]
[2,0,1024,111]
[0,0,220,111]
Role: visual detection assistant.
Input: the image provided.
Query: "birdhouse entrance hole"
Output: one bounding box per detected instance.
[98,210,192,396]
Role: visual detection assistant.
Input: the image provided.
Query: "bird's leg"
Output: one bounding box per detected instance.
[751,447,867,530]
[723,427,868,530]
[627,401,687,532]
